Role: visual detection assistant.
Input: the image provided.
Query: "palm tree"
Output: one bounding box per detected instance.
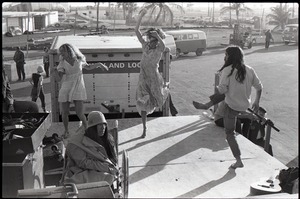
[117,2,138,24]
[220,3,252,25]
[267,4,292,30]
[142,3,184,26]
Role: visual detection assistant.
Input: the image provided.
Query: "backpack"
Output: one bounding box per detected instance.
[278,167,299,194]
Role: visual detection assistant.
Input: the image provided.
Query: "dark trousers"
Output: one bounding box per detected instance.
[265,40,271,49]
[32,87,46,110]
[16,62,25,80]
[44,63,50,77]
[209,93,225,105]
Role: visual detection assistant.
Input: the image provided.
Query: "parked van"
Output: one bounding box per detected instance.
[165,29,207,57]
[282,24,298,45]
[164,34,177,60]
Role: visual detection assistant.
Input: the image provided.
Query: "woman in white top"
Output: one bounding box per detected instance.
[217,46,263,169]
[56,43,108,138]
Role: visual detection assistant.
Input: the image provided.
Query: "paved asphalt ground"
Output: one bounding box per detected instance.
[3,27,299,166]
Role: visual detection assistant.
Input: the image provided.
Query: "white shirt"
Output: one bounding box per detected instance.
[217,64,262,112]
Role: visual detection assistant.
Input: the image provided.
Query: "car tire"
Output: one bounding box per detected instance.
[248,42,253,49]
[284,41,289,45]
[196,48,203,56]
[176,48,181,58]
[55,23,60,27]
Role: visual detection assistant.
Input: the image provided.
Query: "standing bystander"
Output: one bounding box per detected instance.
[43,47,50,77]
[265,29,274,49]
[30,65,47,112]
[13,46,26,81]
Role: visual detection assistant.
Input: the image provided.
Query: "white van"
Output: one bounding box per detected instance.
[164,34,177,60]
[166,29,207,56]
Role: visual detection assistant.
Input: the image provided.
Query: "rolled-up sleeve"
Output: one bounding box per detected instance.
[251,68,263,91]
[67,143,111,173]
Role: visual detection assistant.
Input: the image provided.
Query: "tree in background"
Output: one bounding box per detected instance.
[117,3,138,25]
[220,3,252,26]
[142,3,185,26]
[267,4,292,30]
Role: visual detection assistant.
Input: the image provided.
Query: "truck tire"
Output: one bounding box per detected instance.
[196,48,203,56]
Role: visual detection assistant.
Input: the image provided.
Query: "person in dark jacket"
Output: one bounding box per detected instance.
[13,46,26,81]
[265,29,274,49]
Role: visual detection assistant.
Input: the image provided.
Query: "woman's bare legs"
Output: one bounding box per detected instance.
[141,111,147,138]
[74,100,88,130]
[61,101,70,138]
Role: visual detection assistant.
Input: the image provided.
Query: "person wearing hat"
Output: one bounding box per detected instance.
[30,65,46,112]
[62,111,118,185]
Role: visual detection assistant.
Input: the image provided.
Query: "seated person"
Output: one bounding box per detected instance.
[2,68,39,113]
[63,111,118,185]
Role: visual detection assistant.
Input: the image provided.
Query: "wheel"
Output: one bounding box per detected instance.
[120,150,129,198]
[176,48,181,58]
[196,48,203,56]
[248,42,253,49]
[183,52,189,54]
[284,41,289,45]
[82,26,87,29]
[55,23,60,27]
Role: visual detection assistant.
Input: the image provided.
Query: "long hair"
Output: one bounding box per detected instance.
[58,43,86,64]
[84,124,109,143]
[84,124,115,160]
[218,46,246,83]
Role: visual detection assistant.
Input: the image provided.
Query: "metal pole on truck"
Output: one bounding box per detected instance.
[26,9,30,57]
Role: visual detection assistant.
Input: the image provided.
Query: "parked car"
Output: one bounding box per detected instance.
[54,18,76,28]
[75,20,90,29]
[5,26,22,37]
[282,24,298,45]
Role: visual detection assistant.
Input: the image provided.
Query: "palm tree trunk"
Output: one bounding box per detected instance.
[229,3,232,27]
[96,2,99,32]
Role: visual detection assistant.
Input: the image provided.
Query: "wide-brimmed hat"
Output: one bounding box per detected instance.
[37,65,44,73]
[87,111,107,128]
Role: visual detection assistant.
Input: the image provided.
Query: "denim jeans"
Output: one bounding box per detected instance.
[223,103,241,159]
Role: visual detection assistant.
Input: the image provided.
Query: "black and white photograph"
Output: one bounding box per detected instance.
[2,2,298,198]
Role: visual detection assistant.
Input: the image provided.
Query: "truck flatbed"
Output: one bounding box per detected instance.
[46,114,295,198]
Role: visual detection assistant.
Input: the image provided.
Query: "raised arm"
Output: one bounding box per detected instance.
[83,62,108,71]
[150,31,166,51]
[135,9,147,44]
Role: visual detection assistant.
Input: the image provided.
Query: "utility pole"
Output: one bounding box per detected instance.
[212,3,215,26]
[26,4,30,57]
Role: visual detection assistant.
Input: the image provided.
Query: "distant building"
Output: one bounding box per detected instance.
[2,11,59,34]
[4,2,70,12]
